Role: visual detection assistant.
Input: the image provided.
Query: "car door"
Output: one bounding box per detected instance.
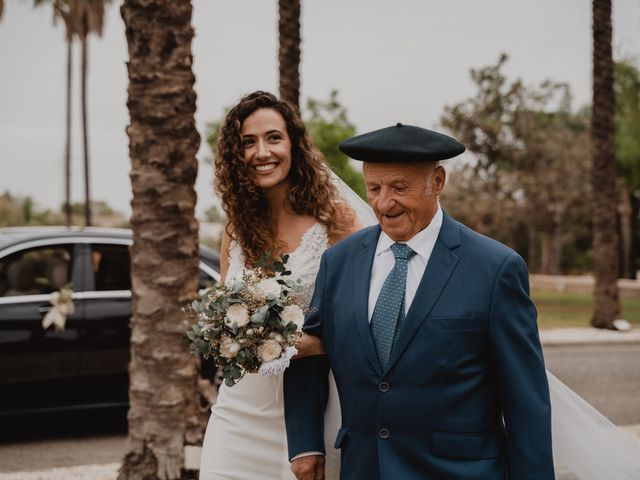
[0,242,85,415]
[77,241,221,403]
[75,241,132,408]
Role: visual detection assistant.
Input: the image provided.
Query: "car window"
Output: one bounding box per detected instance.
[0,245,73,297]
[90,244,132,291]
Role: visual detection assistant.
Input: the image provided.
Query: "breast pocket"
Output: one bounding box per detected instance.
[422,316,486,372]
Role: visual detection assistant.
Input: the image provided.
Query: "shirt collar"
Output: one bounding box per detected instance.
[375,205,443,259]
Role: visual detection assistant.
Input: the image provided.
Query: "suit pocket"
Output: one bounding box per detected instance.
[431,432,499,459]
[334,427,347,449]
[427,315,479,332]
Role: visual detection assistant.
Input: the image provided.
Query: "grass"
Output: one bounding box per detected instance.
[532,289,640,329]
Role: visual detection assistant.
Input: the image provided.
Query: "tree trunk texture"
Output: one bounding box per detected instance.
[540,227,562,275]
[119,1,203,479]
[591,0,620,328]
[278,0,301,108]
[80,20,92,227]
[619,182,633,279]
[65,34,73,227]
[527,228,539,273]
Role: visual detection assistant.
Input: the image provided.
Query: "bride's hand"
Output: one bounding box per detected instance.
[294,333,325,359]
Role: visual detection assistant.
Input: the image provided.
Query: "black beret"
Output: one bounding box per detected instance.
[339,123,465,162]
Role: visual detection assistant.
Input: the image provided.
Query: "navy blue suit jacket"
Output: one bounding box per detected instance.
[284,212,554,480]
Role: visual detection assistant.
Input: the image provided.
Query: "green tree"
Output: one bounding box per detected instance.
[591,0,619,328]
[442,55,591,274]
[614,60,640,279]
[0,192,67,226]
[0,193,27,226]
[305,90,366,199]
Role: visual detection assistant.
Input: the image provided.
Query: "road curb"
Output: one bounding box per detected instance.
[0,463,119,480]
[540,328,640,347]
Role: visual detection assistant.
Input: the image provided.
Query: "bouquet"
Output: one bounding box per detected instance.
[185,254,307,387]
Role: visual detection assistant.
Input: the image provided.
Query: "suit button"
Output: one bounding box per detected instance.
[379,428,390,439]
[379,381,390,392]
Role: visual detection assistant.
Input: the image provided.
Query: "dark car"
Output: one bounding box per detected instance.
[0,226,220,417]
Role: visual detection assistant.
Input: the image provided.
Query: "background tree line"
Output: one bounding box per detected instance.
[441,54,640,278]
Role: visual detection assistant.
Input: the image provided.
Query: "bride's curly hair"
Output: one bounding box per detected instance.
[215,91,356,265]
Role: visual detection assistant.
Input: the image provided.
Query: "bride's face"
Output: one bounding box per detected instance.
[241,108,293,191]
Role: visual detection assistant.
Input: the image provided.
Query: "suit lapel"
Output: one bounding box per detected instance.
[384,212,461,375]
[354,225,384,377]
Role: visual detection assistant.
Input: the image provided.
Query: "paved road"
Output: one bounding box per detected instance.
[543,344,640,425]
[0,345,638,478]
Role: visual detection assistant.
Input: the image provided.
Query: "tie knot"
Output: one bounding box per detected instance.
[390,243,415,261]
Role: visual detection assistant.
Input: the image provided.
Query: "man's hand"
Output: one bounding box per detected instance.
[291,454,325,480]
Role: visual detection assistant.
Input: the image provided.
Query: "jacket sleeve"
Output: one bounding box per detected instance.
[283,252,330,460]
[488,252,555,479]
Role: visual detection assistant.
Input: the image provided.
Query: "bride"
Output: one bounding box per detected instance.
[199,91,360,480]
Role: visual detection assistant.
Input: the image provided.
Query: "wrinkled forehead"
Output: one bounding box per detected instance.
[363,161,431,183]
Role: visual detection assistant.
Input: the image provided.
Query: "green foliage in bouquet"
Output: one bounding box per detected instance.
[185,254,307,387]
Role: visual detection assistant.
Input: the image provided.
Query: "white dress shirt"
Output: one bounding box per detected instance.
[368,205,443,321]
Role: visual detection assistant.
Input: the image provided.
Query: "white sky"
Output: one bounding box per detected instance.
[1,0,639,219]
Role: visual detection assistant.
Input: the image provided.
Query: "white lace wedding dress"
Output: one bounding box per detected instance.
[199,223,341,480]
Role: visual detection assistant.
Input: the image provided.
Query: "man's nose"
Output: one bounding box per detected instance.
[377,188,396,212]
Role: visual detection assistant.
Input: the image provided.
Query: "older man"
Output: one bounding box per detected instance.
[284,124,554,480]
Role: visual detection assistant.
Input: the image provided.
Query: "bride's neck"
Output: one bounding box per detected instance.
[265,182,292,219]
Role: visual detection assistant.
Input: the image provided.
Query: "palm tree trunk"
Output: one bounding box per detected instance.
[591,0,620,328]
[119,0,202,479]
[278,0,301,108]
[65,34,73,228]
[81,23,92,227]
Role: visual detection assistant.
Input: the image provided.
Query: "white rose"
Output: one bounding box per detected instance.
[219,337,242,358]
[257,278,282,297]
[269,332,285,343]
[281,305,304,329]
[225,303,250,327]
[257,339,282,362]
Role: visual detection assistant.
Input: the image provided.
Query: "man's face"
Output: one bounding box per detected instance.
[363,161,445,242]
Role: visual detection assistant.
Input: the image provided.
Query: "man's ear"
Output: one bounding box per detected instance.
[432,165,446,194]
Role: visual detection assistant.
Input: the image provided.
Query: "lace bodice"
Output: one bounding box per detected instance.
[226,223,329,306]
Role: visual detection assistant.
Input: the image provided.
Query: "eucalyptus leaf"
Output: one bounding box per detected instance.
[251,310,266,324]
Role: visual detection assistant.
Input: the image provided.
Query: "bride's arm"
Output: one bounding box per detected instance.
[294,333,325,358]
[218,226,231,284]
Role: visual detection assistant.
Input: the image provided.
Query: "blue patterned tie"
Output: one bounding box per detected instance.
[371,243,416,369]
